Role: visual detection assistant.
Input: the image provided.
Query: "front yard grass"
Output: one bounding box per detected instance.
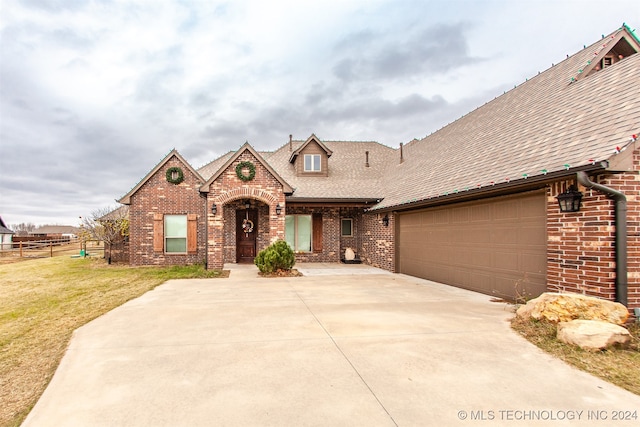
[0,256,227,427]
[511,315,640,396]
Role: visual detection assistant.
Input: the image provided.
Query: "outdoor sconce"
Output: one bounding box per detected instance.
[275,204,282,215]
[211,204,217,215]
[557,185,583,213]
[382,214,390,227]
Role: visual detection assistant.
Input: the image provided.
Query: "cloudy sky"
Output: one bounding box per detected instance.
[1,0,638,227]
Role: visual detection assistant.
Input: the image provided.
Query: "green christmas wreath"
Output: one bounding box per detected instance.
[166,166,184,184]
[235,161,256,181]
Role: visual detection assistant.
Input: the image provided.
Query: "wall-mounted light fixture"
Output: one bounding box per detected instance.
[382,214,389,227]
[275,203,282,215]
[557,185,583,213]
[211,204,217,215]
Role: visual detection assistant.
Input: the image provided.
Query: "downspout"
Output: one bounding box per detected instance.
[576,171,627,306]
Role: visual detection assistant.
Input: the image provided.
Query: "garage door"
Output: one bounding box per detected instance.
[398,191,546,301]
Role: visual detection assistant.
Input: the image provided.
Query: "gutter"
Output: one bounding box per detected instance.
[576,171,627,306]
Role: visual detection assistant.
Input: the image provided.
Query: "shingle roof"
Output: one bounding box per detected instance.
[122,26,639,211]
[264,139,395,200]
[0,216,13,234]
[373,25,640,210]
[30,225,80,235]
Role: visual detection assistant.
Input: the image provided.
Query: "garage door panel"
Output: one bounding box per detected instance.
[398,192,546,301]
[495,251,519,271]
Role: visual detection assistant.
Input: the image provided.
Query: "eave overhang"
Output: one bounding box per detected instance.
[368,162,609,214]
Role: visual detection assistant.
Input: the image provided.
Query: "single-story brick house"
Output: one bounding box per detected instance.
[119,25,640,310]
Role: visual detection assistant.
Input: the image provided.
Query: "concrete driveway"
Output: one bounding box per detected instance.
[23,264,640,426]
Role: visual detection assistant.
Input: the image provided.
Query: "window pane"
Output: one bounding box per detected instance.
[165,215,187,237]
[285,215,295,249]
[341,219,352,236]
[313,155,321,171]
[297,215,312,252]
[166,238,186,253]
[304,155,312,171]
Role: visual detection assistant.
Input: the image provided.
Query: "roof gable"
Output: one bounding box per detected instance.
[118,149,203,204]
[575,25,639,81]
[199,142,294,194]
[289,134,333,164]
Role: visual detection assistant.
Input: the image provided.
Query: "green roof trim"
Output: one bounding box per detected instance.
[623,22,640,44]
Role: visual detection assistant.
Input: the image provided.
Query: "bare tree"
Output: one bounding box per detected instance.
[79,206,129,262]
[9,222,36,236]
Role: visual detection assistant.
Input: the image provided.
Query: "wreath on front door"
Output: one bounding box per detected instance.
[242,218,254,233]
[235,161,256,181]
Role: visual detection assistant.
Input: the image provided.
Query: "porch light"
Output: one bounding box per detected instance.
[275,204,282,215]
[382,214,389,227]
[557,185,583,213]
[245,200,251,209]
[211,204,217,215]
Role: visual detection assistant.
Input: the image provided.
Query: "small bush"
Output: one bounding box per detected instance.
[254,240,295,273]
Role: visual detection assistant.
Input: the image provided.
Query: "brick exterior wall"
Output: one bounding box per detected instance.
[547,163,640,311]
[206,150,286,269]
[129,156,207,266]
[338,207,362,258]
[361,212,395,272]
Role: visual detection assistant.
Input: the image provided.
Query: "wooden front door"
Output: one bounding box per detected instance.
[236,208,258,263]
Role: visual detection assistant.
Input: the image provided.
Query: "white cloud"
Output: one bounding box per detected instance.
[1,0,639,225]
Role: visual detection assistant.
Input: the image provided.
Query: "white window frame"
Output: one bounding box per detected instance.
[165,214,187,254]
[341,218,353,237]
[304,154,321,172]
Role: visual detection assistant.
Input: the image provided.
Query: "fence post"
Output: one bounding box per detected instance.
[50,241,53,257]
[20,241,23,258]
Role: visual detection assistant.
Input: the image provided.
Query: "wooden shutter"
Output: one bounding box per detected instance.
[187,214,198,253]
[153,213,164,252]
[312,213,323,253]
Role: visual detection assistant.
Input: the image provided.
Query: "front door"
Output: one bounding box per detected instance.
[236,208,257,263]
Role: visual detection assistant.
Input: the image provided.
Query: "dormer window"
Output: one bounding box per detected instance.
[290,134,332,177]
[304,154,321,172]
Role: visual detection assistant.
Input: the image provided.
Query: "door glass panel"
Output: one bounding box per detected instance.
[297,215,312,252]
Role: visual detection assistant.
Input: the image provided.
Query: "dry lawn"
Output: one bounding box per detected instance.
[511,316,640,396]
[0,256,227,427]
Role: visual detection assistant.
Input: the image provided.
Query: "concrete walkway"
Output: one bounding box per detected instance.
[23,264,640,426]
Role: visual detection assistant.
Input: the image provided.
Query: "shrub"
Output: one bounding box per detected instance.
[254,240,295,274]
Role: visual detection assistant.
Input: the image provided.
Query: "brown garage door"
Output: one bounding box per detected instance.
[398,191,546,301]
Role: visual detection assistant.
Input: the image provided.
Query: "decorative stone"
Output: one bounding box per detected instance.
[344,247,355,261]
[557,320,631,351]
[516,292,629,325]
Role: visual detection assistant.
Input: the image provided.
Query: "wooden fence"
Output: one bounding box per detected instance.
[0,238,105,261]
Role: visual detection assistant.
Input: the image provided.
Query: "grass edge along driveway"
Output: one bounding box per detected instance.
[0,256,226,427]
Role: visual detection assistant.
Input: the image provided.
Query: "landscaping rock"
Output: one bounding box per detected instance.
[516,292,629,325]
[557,320,631,351]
